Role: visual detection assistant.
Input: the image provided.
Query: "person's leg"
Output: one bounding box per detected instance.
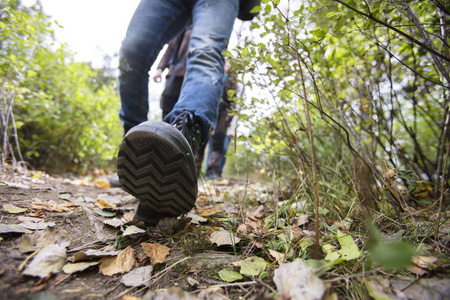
[161,76,184,119]
[165,0,239,141]
[194,141,207,175]
[117,0,196,224]
[219,135,230,176]
[205,108,228,179]
[119,0,191,134]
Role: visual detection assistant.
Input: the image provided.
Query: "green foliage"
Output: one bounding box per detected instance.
[367,222,416,269]
[1,1,122,172]
[227,0,448,213]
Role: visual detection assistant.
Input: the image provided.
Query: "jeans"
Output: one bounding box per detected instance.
[118,0,239,136]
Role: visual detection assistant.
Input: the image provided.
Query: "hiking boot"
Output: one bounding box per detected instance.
[204,172,221,180]
[116,114,202,225]
[171,110,202,154]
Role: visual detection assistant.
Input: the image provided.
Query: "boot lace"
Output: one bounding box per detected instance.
[171,110,202,154]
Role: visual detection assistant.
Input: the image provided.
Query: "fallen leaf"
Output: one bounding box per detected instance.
[274,259,325,300]
[73,247,119,262]
[18,216,55,230]
[236,224,248,234]
[322,244,341,262]
[411,256,438,269]
[186,211,208,224]
[58,193,71,200]
[99,246,136,276]
[120,296,141,300]
[291,214,309,227]
[218,269,243,282]
[0,181,31,189]
[268,249,285,264]
[94,179,110,189]
[142,243,170,265]
[0,224,33,234]
[407,265,428,276]
[384,169,397,183]
[31,199,78,213]
[104,218,124,228]
[62,261,99,274]
[122,225,146,237]
[232,256,267,277]
[365,279,393,300]
[123,211,135,222]
[23,244,67,278]
[289,226,307,242]
[153,287,197,300]
[336,231,360,260]
[236,213,265,235]
[121,265,153,287]
[197,208,222,217]
[97,193,123,206]
[210,230,241,246]
[30,171,42,179]
[186,276,200,287]
[93,208,116,218]
[97,199,117,209]
[2,204,27,214]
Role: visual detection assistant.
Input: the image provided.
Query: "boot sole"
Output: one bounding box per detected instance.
[117,121,197,222]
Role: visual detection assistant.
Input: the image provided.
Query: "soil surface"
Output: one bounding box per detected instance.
[0,167,272,300]
[0,166,449,300]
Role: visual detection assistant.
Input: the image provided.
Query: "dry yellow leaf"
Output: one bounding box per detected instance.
[268,249,285,264]
[141,243,170,265]
[96,199,117,209]
[120,296,141,300]
[412,256,438,269]
[2,204,27,214]
[94,179,110,189]
[31,199,78,213]
[289,226,307,242]
[99,246,136,276]
[197,208,222,217]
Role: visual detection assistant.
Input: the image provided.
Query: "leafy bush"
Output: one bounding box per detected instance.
[226,0,448,211]
[1,1,123,173]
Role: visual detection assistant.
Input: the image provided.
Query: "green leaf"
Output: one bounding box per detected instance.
[322,244,341,261]
[218,269,243,282]
[370,242,416,269]
[365,279,394,300]
[112,235,131,249]
[310,29,326,39]
[250,6,262,13]
[336,231,361,260]
[237,256,268,277]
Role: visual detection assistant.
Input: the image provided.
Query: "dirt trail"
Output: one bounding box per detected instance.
[0,167,449,300]
[0,168,267,299]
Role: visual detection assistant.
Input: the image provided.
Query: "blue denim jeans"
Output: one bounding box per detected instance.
[119,0,239,137]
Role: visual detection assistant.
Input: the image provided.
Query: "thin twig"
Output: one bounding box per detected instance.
[277,4,321,257]
[435,140,450,239]
[332,0,450,65]
[149,256,191,284]
[324,269,380,283]
[206,281,257,289]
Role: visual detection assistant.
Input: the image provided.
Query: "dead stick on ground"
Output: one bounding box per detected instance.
[206,281,257,289]
[18,250,38,271]
[150,256,191,284]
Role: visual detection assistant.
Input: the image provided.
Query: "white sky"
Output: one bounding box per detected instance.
[37,0,141,67]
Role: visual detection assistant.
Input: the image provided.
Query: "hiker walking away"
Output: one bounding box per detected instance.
[116,0,260,226]
[153,27,192,119]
